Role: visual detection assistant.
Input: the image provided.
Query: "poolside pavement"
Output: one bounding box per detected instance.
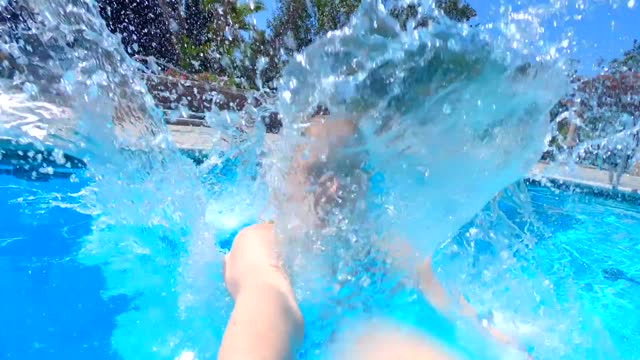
[2,121,640,194]
[171,125,640,194]
[530,162,640,194]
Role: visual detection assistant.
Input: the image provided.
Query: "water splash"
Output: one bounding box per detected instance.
[433,181,621,359]
[267,0,558,299]
[0,1,240,358]
[250,1,580,358]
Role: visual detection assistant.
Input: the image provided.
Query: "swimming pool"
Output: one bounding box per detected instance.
[0,0,638,357]
[0,175,123,359]
[528,183,640,357]
[1,172,638,359]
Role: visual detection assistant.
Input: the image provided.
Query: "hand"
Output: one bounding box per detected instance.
[223,223,293,300]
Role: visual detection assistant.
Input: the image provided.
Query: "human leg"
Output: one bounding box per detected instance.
[219,223,304,360]
[331,319,461,360]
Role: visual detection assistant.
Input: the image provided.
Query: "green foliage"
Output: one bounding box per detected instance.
[314,0,361,34]
[234,2,267,29]
[435,0,477,22]
[178,36,213,73]
[610,39,640,73]
[268,0,316,53]
[269,0,477,52]
[174,0,267,89]
[171,0,477,90]
[390,0,477,30]
[266,0,477,88]
[547,40,640,163]
[389,4,429,30]
[236,29,283,89]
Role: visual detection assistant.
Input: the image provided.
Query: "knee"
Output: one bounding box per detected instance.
[235,222,275,241]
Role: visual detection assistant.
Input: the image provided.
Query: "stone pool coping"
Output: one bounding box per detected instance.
[530,162,640,194]
[2,124,640,194]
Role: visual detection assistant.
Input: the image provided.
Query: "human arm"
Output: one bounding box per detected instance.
[420,257,531,357]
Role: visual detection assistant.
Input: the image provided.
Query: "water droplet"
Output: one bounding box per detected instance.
[628,0,636,9]
[39,166,54,175]
[22,82,38,96]
[442,103,452,114]
[177,350,196,360]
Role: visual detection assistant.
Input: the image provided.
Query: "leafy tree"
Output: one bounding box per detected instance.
[98,0,476,91]
[269,0,477,50]
[99,0,267,88]
[390,0,476,30]
[266,0,477,88]
[178,0,266,82]
[389,3,426,30]
[609,39,640,73]
[435,0,477,22]
[237,29,284,89]
[262,0,317,89]
[268,0,316,54]
[99,0,180,65]
[547,40,640,164]
[314,0,361,34]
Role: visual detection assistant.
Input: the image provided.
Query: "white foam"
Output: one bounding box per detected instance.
[176,350,196,360]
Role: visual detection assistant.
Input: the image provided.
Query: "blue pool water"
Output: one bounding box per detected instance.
[2,173,639,359]
[0,176,125,359]
[527,184,640,354]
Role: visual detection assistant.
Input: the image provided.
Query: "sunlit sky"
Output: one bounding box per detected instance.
[249,0,638,75]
